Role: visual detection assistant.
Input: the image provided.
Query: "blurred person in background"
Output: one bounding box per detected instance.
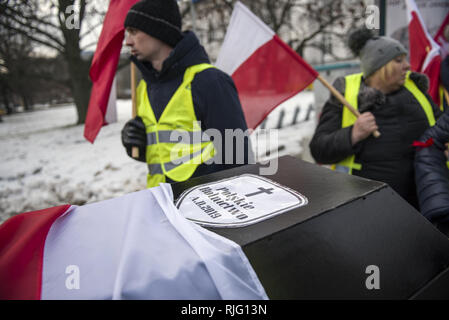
[415,109,449,236]
[309,28,441,209]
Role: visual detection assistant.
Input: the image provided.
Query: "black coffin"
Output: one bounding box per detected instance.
[171,156,449,299]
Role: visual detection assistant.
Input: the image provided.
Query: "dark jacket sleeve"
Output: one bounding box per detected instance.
[429,92,443,119]
[309,77,361,164]
[191,68,253,176]
[421,85,442,120]
[415,109,449,224]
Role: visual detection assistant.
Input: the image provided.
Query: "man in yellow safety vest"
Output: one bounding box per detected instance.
[121,0,251,188]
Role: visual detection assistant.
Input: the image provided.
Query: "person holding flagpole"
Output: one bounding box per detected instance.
[310,28,441,210]
[120,0,251,188]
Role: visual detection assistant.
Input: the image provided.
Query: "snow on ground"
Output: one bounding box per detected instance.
[253,91,316,161]
[0,95,317,224]
[0,100,147,223]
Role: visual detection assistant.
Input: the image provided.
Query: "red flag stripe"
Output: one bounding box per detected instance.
[84,0,139,143]
[409,11,433,72]
[424,54,443,106]
[232,35,317,129]
[407,0,443,106]
[84,32,123,143]
[0,205,72,299]
[216,2,318,130]
[272,35,318,78]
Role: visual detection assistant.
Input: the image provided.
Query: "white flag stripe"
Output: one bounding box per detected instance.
[405,0,441,72]
[42,191,151,299]
[405,0,417,22]
[41,184,267,300]
[109,185,219,299]
[422,47,441,71]
[215,1,274,75]
[105,76,117,124]
[155,183,269,300]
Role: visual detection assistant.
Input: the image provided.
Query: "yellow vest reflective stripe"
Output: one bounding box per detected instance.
[440,84,445,111]
[332,73,362,174]
[136,63,216,188]
[333,72,435,174]
[403,72,435,126]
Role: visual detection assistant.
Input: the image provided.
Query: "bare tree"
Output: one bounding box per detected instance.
[0,28,35,111]
[0,0,107,124]
[286,0,367,62]
[0,26,78,113]
[180,0,367,63]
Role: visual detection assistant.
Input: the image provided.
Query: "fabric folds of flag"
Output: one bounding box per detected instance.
[0,205,72,300]
[434,12,449,58]
[406,0,442,107]
[215,1,318,130]
[84,0,139,143]
[0,184,267,300]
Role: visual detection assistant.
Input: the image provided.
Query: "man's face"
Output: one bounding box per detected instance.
[125,27,164,62]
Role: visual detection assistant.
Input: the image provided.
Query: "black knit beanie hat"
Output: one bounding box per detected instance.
[124,0,183,48]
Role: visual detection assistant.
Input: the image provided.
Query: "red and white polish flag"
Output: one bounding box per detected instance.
[215,1,318,130]
[84,0,139,143]
[406,0,442,106]
[0,185,267,300]
[434,12,449,59]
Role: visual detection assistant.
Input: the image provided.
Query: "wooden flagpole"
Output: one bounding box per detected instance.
[131,62,139,159]
[316,74,381,138]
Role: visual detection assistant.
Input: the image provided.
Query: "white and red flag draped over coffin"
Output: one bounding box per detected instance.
[0,184,268,300]
[215,1,318,130]
[0,1,324,300]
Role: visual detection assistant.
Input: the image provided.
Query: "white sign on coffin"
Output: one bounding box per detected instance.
[176,174,308,228]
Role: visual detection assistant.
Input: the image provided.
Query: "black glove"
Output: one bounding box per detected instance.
[121,116,147,162]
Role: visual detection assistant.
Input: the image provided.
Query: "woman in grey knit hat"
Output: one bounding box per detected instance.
[309,28,441,210]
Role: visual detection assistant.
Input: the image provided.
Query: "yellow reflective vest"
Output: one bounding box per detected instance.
[333,72,436,174]
[136,63,216,188]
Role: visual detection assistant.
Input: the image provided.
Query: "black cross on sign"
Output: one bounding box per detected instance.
[245,187,275,197]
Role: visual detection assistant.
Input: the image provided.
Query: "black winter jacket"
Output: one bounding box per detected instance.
[415,109,449,233]
[131,31,251,180]
[309,73,441,209]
